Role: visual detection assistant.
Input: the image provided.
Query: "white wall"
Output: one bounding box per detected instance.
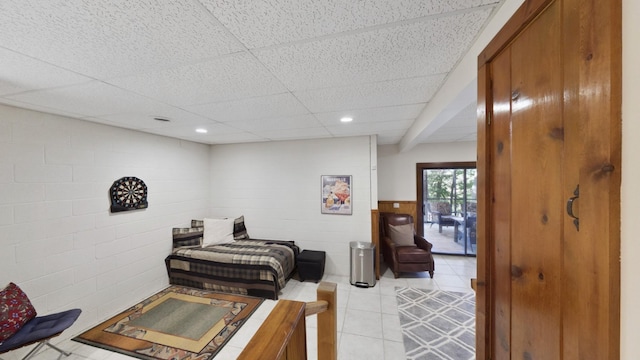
[208,136,373,276]
[377,141,477,200]
[0,104,210,340]
[620,0,639,357]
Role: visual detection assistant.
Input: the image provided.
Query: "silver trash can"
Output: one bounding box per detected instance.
[350,241,376,288]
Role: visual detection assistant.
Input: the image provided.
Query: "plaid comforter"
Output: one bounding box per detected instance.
[165,239,298,300]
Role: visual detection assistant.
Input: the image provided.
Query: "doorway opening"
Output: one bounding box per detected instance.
[417,162,476,256]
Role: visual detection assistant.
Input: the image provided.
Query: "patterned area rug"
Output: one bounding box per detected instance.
[396,287,475,360]
[73,285,263,360]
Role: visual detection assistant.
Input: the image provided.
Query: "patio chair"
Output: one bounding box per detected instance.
[430,201,456,233]
[0,282,81,360]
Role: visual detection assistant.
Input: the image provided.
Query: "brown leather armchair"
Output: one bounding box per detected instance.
[380,213,435,278]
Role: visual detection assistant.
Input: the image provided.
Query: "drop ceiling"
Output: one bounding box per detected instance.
[0,0,502,146]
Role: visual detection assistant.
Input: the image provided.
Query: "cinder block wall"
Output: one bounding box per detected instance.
[0,104,210,338]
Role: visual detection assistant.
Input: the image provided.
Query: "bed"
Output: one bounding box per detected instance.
[164,222,299,300]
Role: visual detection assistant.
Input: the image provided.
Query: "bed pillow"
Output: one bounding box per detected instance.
[0,282,37,343]
[202,218,235,247]
[172,227,203,248]
[233,215,250,240]
[387,224,415,246]
[193,216,250,240]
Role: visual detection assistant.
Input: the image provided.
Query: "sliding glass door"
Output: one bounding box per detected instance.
[417,162,476,256]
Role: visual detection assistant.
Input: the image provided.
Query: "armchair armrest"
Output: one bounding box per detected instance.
[414,234,433,252]
[381,235,400,263]
[382,235,396,248]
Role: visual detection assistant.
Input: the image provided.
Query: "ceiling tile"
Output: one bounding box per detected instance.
[75,116,126,129]
[254,8,493,91]
[315,104,425,126]
[142,121,244,139]
[258,127,332,141]
[229,115,324,132]
[108,53,288,106]
[89,107,216,130]
[202,0,500,48]
[295,75,445,113]
[326,119,414,136]
[0,0,502,146]
[6,81,168,117]
[187,93,310,122]
[0,0,243,79]
[0,98,86,120]
[184,131,268,145]
[0,48,92,96]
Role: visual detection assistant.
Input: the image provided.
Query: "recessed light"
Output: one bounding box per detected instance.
[195,128,208,134]
[340,117,353,123]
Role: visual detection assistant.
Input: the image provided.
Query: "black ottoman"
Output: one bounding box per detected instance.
[297,250,326,282]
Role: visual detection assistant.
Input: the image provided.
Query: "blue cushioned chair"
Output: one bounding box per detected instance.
[0,308,81,360]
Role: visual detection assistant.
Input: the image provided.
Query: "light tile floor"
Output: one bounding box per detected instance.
[5,255,476,360]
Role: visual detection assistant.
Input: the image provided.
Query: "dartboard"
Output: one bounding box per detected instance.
[109,177,148,212]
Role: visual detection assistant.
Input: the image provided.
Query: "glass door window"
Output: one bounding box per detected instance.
[419,164,476,256]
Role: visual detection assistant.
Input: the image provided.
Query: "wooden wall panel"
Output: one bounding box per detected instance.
[378,201,418,228]
[370,209,380,279]
[378,200,417,216]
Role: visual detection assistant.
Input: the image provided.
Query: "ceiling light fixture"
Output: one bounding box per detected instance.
[340,117,353,123]
[195,128,208,134]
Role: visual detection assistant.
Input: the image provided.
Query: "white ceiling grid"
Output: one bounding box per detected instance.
[0,0,502,145]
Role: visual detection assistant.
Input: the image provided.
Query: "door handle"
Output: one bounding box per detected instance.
[566,184,579,231]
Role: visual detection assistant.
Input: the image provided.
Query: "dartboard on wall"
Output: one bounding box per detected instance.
[109,177,148,213]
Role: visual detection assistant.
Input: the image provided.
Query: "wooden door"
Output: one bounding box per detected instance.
[493,3,565,357]
[475,0,621,359]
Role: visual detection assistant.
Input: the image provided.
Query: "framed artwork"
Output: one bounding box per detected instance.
[321,175,352,215]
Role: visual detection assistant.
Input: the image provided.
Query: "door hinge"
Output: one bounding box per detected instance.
[487,111,492,126]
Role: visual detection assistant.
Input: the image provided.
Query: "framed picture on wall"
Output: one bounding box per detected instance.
[321,175,352,215]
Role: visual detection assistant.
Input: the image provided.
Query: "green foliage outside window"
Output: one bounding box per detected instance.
[425,168,477,215]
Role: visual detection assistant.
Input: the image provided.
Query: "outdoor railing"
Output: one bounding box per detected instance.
[237,281,337,360]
